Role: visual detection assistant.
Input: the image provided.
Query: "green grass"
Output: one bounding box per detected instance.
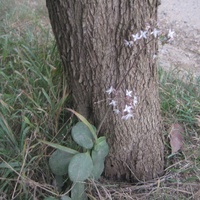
[159,67,200,131]
[0,1,72,199]
[0,0,200,199]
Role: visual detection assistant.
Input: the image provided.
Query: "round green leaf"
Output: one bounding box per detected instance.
[91,161,104,180]
[61,196,72,200]
[93,137,109,159]
[71,122,94,149]
[68,153,93,182]
[71,182,88,200]
[44,197,58,200]
[91,137,109,180]
[49,150,74,176]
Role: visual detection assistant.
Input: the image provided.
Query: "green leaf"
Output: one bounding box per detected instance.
[61,196,72,200]
[67,109,97,141]
[42,88,52,105]
[91,137,109,180]
[71,182,88,200]
[72,122,94,149]
[0,161,21,169]
[91,161,104,180]
[55,175,64,191]
[68,153,93,182]
[0,112,19,151]
[44,197,57,200]
[39,140,79,154]
[49,150,74,176]
[93,137,109,159]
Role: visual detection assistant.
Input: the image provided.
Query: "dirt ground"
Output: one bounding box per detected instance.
[158,0,200,77]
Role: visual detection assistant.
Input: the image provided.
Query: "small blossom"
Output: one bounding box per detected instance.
[122,113,133,120]
[106,86,115,94]
[113,109,120,114]
[151,28,160,38]
[140,30,147,39]
[129,41,134,46]
[133,96,138,106]
[124,105,132,113]
[145,24,151,31]
[109,100,117,107]
[126,89,132,97]
[124,40,134,47]
[168,29,175,39]
[124,40,129,46]
[131,33,140,41]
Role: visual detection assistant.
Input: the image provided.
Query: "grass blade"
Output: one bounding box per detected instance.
[39,139,79,155]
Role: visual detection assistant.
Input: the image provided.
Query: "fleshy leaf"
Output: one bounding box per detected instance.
[71,122,94,149]
[49,150,74,175]
[61,196,72,200]
[55,175,64,191]
[93,137,109,159]
[44,197,58,200]
[67,108,97,141]
[91,137,109,179]
[68,153,93,182]
[71,182,88,200]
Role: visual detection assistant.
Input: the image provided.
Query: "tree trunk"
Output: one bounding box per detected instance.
[46,0,164,181]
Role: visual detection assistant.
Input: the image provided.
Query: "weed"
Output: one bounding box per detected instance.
[0,0,70,199]
[159,67,200,131]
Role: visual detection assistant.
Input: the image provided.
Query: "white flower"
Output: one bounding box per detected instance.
[133,96,138,106]
[126,89,132,97]
[113,109,120,114]
[124,40,134,47]
[129,41,134,46]
[140,30,147,39]
[124,40,129,46]
[151,28,160,38]
[153,54,157,60]
[122,113,133,120]
[168,29,175,39]
[131,33,140,41]
[123,105,132,113]
[106,86,115,94]
[109,100,117,107]
[145,24,151,31]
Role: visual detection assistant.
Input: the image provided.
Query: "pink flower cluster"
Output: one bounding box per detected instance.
[106,87,138,120]
[124,26,175,47]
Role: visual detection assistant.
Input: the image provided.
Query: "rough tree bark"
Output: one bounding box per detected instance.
[46,0,164,181]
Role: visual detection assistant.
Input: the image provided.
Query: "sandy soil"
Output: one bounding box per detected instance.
[158,0,200,77]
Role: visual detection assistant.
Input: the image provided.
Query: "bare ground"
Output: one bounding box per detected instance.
[158,0,200,77]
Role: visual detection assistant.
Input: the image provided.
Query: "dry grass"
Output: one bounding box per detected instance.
[87,136,200,199]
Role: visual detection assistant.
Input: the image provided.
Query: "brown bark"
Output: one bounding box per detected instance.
[46,0,164,181]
